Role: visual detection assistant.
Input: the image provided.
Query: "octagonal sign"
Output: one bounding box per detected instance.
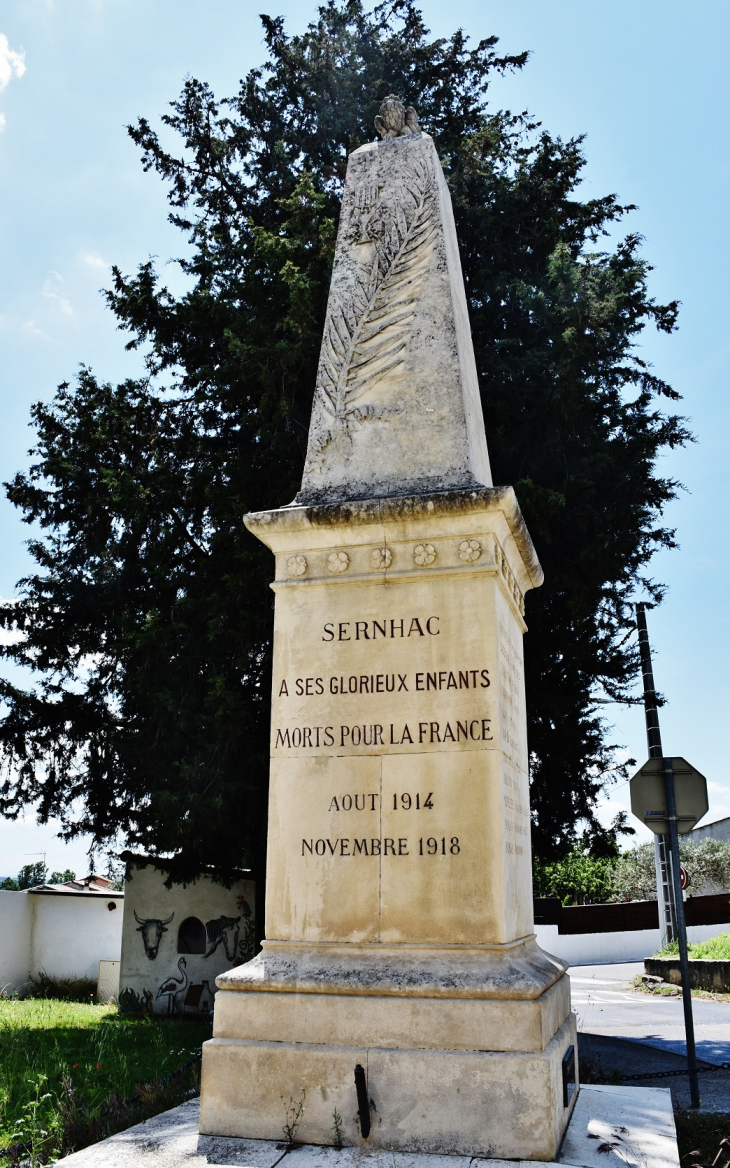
[629,756,709,835]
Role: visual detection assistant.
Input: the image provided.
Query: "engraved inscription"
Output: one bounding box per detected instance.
[273,719,493,751]
[322,616,440,640]
[300,835,461,858]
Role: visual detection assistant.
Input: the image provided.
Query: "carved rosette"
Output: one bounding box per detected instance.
[278,535,524,606]
[286,555,307,578]
[327,551,350,574]
[458,539,481,563]
[413,543,436,567]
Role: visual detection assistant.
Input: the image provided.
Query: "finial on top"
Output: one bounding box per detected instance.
[374,94,420,139]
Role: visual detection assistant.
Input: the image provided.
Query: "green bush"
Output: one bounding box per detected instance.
[534,838,730,906]
[533,848,617,906]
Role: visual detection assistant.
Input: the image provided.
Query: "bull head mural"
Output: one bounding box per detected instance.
[134,910,174,959]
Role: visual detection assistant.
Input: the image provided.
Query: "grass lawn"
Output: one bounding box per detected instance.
[0,998,209,1163]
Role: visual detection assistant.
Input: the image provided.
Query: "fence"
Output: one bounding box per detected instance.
[533,892,730,966]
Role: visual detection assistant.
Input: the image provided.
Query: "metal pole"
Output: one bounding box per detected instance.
[635,604,700,1108]
[635,604,675,943]
[663,756,701,1108]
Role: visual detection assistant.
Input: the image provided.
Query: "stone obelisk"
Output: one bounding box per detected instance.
[200,97,577,1160]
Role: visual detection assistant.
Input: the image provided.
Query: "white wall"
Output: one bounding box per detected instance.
[0,890,33,991]
[536,920,729,966]
[0,890,123,992]
[30,895,122,980]
[120,864,255,1015]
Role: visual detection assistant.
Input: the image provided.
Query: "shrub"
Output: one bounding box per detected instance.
[533,849,617,905]
[29,974,98,1003]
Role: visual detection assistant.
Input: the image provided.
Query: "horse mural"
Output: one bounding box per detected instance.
[134,910,174,960]
[204,915,240,961]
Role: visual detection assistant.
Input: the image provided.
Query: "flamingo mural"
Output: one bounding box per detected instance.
[156,956,188,1015]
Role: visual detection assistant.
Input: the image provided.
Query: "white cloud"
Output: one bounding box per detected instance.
[81,251,109,271]
[43,271,72,316]
[0,112,5,133]
[0,33,25,92]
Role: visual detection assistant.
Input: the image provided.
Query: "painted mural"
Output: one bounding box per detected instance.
[119,861,255,1015]
[156,956,188,1014]
[134,910,174,959]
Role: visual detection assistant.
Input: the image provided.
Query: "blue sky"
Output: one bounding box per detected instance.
[0,0,728,877]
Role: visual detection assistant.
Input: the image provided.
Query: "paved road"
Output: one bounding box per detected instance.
[570,961,730,1064]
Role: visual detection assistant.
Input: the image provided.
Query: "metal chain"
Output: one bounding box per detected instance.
[621,1061,730,1082]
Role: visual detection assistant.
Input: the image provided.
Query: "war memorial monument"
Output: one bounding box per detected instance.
[200,96,578,1160]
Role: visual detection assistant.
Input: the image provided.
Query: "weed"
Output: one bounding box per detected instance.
[9,1075,60,1167]
[676,1111,730,1166]
[657,932,730,960]
[578,1049,622,1086]
[281,1087,306,1147]
[631,976,730,1003]
[331,1107,344,1149]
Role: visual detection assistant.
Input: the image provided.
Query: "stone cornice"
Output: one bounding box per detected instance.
[245,486,543,589]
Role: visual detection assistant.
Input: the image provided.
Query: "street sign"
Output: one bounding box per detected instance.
[680,865,690,890]
[629,756,708,835]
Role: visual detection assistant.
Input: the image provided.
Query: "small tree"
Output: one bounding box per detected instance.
[611,838,730,901]
[533,844,617,905]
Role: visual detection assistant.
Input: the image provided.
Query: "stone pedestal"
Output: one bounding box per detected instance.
[199,487,577,1159]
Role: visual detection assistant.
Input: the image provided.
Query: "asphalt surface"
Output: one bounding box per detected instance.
[571,961,730,1063]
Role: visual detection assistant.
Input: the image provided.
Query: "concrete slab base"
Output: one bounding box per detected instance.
[53,1084,678,1168]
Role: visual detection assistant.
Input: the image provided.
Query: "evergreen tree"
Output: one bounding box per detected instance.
[0,1,689,896]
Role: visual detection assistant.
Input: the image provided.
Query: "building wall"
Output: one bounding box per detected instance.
[690,816,730,844]
[536,919,729,966]
[30,895,122,981]
[119,864,255,1015]
[0,890,122,991]
[0,890,33,991]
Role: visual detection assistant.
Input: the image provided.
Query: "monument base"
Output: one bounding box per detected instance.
[199,939,578,1160]
[203,487,570,1159]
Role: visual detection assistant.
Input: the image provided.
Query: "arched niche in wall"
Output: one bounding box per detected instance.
[177,916,206,954]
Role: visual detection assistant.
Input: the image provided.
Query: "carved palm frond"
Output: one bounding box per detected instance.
[315,156,438,437]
